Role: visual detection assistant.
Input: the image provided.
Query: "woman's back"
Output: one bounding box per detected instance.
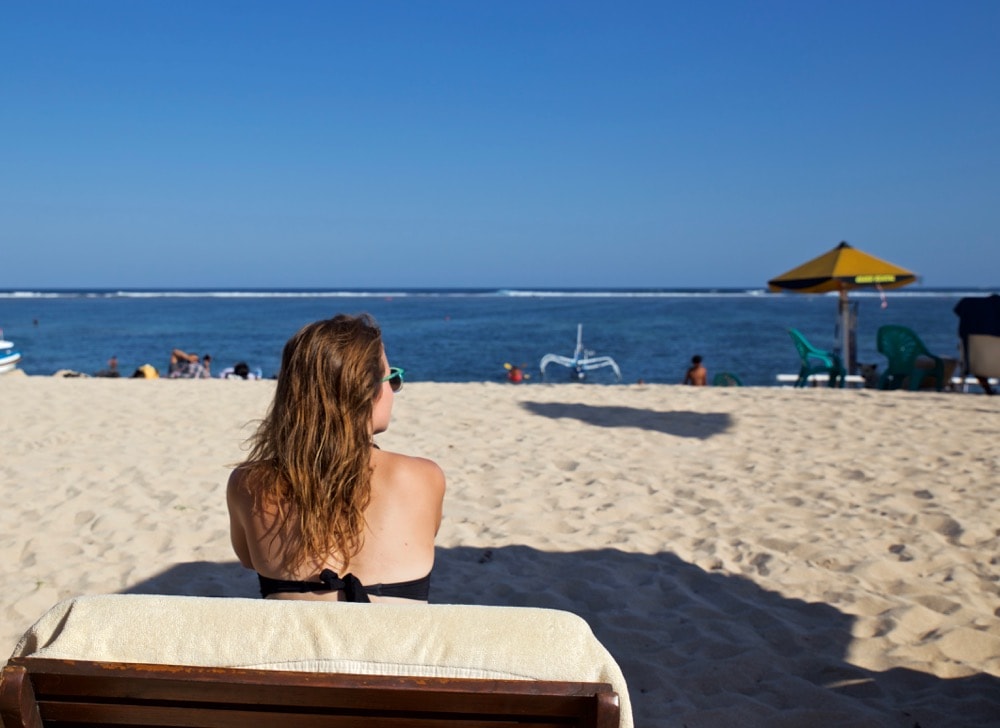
[228,448,444,603]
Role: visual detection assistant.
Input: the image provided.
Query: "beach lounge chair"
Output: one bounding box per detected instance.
[876,325,945,391]
[954,294,1000,395]
[0,594,631,728]
[787,328,845,388]
[963,335,1000,395]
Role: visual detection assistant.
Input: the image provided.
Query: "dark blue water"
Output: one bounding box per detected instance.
[0,288,993,386]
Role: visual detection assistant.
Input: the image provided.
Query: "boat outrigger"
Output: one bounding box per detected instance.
[0,334,22,375]
[540,324,622,382]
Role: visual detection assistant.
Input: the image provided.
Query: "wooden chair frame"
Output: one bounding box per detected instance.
[1,657,620,728]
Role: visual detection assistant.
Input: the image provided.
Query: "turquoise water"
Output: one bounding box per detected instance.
[0,288,992,385]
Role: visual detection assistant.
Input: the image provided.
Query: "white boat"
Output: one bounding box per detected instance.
[0,338,22,375]
[540,324,622,382]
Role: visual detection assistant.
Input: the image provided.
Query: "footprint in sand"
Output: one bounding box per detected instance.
[750,553,772,576]
[887,543,914,562]
[913,594,962,616]
[918,513,964,540]
[74,510,95,526]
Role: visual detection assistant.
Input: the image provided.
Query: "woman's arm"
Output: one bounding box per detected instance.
[420,458,446,535]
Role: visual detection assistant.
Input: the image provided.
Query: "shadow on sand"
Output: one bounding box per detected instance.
[520,401,732,439]
[124,546,1000,728]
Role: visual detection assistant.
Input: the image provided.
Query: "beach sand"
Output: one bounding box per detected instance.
[1,375,998,726]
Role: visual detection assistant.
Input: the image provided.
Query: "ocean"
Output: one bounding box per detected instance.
[0,288,993,386]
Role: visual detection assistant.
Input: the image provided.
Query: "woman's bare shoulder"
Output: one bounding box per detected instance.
[227,464,254,490]
[226,466,253,507]
[375,449,445,492]
[227,464,275,508]
[372,450,445,534]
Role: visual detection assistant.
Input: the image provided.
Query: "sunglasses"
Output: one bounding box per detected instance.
[381,367,405,392]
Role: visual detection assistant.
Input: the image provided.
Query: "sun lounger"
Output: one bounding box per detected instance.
[951,373,1000,392]
[777,372,997,392]
[1,594,631,728]
[776,373,866,387]
[959,333,1000,394]
[955,294,1000,394]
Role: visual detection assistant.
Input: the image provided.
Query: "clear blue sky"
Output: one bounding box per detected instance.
[2,1,997,289]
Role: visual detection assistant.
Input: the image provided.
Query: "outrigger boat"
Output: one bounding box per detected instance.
[540,323,622,382]
[0,335,22,375]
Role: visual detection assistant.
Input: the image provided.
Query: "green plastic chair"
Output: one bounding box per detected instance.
[787,328,845,388]
[712,372,743,386]
[876,325,945,391]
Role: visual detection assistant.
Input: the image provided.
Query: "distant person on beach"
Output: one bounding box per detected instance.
[505,363,526,383]
[168,349,210,378]
[95,355,120,378]
[227,314,446,603]
[684,355,707,386]
[219,361,261,380]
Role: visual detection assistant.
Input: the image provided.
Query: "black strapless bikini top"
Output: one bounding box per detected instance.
[257,568,431,603]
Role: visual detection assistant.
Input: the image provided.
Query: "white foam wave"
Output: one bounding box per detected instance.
[0,287,991,301]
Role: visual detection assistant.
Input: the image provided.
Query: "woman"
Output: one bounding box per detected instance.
[227,314,445,603]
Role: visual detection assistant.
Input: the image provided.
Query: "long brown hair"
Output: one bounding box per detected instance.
[241,314,385,571]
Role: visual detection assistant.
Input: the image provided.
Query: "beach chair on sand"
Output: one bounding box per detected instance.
[876,325,945,391]
[0,595,631,728]
[955,294,1000,395]
[787,328,845,388]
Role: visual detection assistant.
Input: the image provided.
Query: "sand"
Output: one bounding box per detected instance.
[1,375,998,726]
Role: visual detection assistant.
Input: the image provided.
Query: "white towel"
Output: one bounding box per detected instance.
[11,594,632,727]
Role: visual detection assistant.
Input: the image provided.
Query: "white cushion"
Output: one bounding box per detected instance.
[11,594,632,727]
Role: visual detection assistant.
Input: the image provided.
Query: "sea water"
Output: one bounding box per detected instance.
[0,288,992,386]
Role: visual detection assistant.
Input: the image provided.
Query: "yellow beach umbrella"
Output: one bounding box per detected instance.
[768,240,916,294]
[768,241,918,372]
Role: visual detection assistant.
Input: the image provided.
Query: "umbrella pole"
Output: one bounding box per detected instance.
[839,290,852,375]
